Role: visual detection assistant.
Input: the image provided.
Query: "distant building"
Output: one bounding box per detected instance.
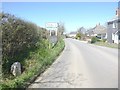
[86,24,107,39]
[77,27,86,35]
[94,23,107,39]
[86,27,95,37]
[107,8,120,44]
[68,32,77,38]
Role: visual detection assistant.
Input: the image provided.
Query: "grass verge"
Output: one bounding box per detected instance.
[1,39,65,90]
[93,42,119,49]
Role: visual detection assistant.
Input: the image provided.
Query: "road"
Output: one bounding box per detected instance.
[28,38,118,88]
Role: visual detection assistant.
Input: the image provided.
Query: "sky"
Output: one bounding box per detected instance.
[2,2,118,33]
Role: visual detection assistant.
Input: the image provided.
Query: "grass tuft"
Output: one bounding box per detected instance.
[1,39,65,89]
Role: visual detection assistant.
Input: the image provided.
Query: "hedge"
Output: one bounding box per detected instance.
[0,13,48,75]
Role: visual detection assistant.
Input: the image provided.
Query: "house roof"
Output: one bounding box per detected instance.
[108,16,120,24]
[94,24,107,34]
[69,31,77,34]
[115,30,120,35]
[112,28,118,34]
[77,27,86,34]
[86,27,95,35]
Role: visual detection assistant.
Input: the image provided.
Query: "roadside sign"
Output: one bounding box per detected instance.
[45,22,58,36]
[45,22,58,48]
[46,22,58,29]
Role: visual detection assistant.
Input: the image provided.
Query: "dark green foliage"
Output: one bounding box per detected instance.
[1,13,65,89]
[1,39,65,89]
[102,39,107,42]
[75,33,81,39]
[1,13,48,75]
[91,37,99,43]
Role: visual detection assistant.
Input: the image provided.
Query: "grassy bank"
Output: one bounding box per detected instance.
[93,42,119,49]
[88,37,119,49]
[1,39,65,89]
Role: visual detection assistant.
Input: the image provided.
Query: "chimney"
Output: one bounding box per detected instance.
[116,8,120,16]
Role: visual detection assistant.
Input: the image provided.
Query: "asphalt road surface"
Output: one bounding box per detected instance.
[28,38,118,88]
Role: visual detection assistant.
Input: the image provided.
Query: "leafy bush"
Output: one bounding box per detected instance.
[91,37,99,43]
[75,33,81,39]
[0,13,65,89]
[102,39,107,42]
[1,39,65,89]
[1,13,48,75]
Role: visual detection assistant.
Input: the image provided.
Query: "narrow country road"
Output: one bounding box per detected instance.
[28,38,118,88]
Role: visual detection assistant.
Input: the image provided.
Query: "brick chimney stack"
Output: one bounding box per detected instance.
[116,8,120,16]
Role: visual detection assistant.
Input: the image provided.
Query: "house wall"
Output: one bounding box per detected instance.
[104,33,107,39]
[114,34,119,44]
[113,31,120,44]
[101,33,107,39]
[107,20,120,44]
[112,33,115,41]
[78,27,86,35]
[107,23,113,43]
[81,28,86,34]
[69,34,76,38]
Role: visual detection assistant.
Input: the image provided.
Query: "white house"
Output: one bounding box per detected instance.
[86,24,107,39]
[112,31,120,44]
[68,32,77,38]
[94,23,107,39]
[86,27,95,37]
[77,27,86,35]
[107,8,120,44]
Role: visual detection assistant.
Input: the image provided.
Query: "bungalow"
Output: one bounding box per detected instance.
[86,27,95,37]
[77,27,86,35]
[68,32,77,38]
[107,8,120,44]
[86,24,107,39]
[93,23,107,39]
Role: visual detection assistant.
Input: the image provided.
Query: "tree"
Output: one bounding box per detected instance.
[1,13,48,74]
[58,22,65,35]
[75,33,81,40]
